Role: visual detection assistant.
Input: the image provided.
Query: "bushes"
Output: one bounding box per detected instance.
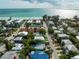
[59,51,79,59]
[20,48,28,59]
[59,54,67,59]
[75,41,79,49]
[48,28,54,34]
[25,23,31,27]
[0,52,3,57]
[39,29,46,35]
[56,48,62,50]
[0,37,4,43]
[45,49,53,59]
[20,32,36,59]
[64,28,79,49]
[43,35,48,40]
[3,40,13,51]
[69,36,77,44]
[66,51,79,59]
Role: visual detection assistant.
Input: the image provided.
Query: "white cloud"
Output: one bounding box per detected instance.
[0,0,54,8]
[0,0,79,9]
[60,0,79,9]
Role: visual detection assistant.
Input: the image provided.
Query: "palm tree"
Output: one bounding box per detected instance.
[20,32,35,59]
[3,40,13,51]
[39,29,46,35]
[43,14,48,21]
[74,15,78,20]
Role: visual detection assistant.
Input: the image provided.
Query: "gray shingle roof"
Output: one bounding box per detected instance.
[1,51,17,59]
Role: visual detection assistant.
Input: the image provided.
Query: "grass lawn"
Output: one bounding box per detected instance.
[43,35,48,41]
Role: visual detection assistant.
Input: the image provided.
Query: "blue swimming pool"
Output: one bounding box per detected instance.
[29,51,48,59]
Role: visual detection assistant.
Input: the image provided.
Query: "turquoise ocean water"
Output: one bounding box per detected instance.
[0,8,47,17]
[0,8,79,18]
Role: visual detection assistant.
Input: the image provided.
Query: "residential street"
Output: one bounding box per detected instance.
[0,20,26,52]
[43,22,59,59]
[6,20,26,41]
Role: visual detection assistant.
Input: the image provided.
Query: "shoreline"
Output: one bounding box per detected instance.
[0,17,43,20]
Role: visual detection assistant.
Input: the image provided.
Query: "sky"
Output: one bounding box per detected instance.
[0,0,79,9]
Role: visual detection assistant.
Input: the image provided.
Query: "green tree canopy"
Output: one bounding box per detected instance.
[39,29,46,35]
[3,40,13,51]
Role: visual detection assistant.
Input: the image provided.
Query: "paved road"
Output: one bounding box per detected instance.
[0,43,6,52]
[6,20,26,41]
[43,22,59,59]
[0,20,26,52]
